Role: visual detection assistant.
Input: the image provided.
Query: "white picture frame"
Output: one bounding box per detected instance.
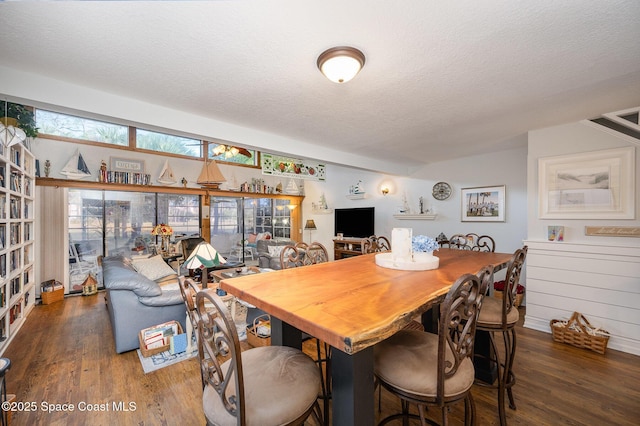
[461,185,505,222]
[538,147,635,219]
[110,157,145,173]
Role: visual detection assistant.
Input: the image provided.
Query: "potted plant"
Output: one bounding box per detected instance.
[1,101,39,138]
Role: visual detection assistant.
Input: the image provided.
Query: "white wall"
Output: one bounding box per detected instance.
[527,121,640,244]
[525,121,640,355]
[301,145,528,260]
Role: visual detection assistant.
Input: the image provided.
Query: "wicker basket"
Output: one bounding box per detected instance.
[138,321,184,357]
[550,312,610,355]
[246,314,271,347]
[41,288,64,305]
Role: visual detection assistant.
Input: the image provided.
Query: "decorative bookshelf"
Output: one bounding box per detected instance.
[0,141,36,355]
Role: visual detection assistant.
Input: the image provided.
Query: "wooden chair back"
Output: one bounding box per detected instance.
[361,235,391,254]
[280,242,309,269]
[280,242,329,269]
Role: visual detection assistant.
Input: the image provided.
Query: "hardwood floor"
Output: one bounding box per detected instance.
[3,293,639,425]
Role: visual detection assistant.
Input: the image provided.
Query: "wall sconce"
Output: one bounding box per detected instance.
[287,204,297,211]
[381,186,390,196]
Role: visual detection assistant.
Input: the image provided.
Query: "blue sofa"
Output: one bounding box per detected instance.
[101,255,187,354]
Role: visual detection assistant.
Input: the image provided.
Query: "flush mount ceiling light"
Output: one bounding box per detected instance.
[317,46,366,83]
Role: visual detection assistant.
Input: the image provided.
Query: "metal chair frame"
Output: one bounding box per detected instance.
[474,246,528,426]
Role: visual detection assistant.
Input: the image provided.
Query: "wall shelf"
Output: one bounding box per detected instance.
[312,208,334,214]
[393,214,437,220]
[346,193,367,200]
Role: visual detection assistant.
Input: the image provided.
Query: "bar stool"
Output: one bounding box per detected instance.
[474,246,528,425]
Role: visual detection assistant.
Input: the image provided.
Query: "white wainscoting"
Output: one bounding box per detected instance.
[523,240,640,356]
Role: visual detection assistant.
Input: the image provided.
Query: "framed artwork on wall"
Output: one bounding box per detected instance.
[461,185,505,222]
[538,147,635,219]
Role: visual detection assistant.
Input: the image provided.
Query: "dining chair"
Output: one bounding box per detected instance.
[374,267,491,426]
[474,246,528,426]
[445,233,496,252]
[177,276,201,355]
[280,241,331,424]
[361,235,391,254]
[195,289,323,425]
[280,242,309,269]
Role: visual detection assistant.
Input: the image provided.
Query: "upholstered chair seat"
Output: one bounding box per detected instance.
[375,330,475,399]
[373,267,493,425]
[203,346,320,426]
[477,297,519,326]
[196,289,322,426]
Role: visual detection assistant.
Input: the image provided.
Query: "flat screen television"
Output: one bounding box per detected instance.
[334,207,375,238]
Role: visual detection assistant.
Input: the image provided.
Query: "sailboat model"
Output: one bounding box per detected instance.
[60,149,91,180]
[284,178,299,194]
[197,159,226,189]
[157,159,177,185]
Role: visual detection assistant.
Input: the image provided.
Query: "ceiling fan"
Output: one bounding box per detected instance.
[213,144,252,159]
[186,141,253,158]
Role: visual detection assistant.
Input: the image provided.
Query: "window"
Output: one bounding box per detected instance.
[68,189,200,260]
[208,143,258,166]
[36,110,128,146]
[136,129,202,157]
[35,106,259,164]
[158,194,200,237]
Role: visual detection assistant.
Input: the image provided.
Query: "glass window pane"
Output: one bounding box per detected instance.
[209,197,243,260]
[36,110,128,145]
[136,129,201,157]
[68,189,104,252]
[157,194,200,238]
[104,191,156,257]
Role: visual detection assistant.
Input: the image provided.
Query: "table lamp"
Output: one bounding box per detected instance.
[184,241,226,288]
[304,219,317,242]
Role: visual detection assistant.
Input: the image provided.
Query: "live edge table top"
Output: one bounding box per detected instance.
[220,248,513,355]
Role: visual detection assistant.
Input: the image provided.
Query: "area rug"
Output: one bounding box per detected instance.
[137,336,199,374]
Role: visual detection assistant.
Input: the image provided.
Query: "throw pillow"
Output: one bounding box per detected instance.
[267,245,285,257]
[247,233,258,243]
[132,255,176,281]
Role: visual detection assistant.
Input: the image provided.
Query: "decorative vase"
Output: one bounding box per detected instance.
[161,235,170,254]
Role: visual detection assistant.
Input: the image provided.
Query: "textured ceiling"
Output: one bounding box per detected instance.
[1,1,639,174]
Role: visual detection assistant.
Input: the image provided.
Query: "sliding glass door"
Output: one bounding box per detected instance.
[208,196,294,265]
[68,189,199,292]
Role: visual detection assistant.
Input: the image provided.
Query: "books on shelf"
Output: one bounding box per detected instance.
[106,171,152,185]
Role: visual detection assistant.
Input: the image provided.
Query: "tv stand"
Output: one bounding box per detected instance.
[333,238,366,260]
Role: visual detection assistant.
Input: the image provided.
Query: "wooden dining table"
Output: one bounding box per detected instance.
[220,248,513,425]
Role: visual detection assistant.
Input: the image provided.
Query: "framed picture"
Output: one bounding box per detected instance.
[461,185,505,222]
[538,147,635,219]
[110,157,145,173]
